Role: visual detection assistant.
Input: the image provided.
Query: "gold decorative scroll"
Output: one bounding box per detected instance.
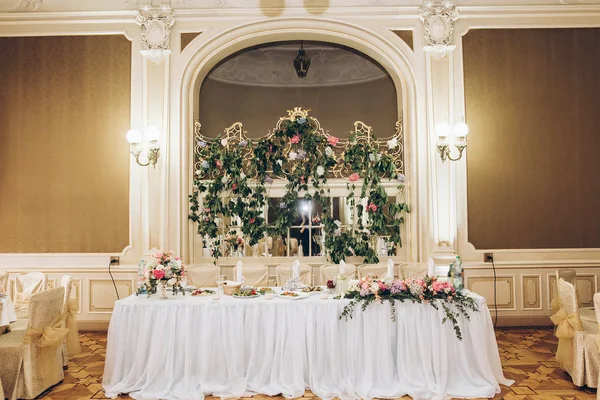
[194,107,404,178]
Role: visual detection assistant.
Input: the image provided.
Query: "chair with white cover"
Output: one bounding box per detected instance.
[358,264,390,279]
[0,287,67,400]
[0,270,8,293]
[60,275,80,365]
[550,270,595,331]
[399,263,428,279]
[320,264,357,284]
[232,265,269,287]
[186,265,221,287]
[14,272,47,319]
[275,263,311,286]
[551,278,599,388]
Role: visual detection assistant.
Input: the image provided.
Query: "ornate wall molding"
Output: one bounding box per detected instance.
[10,0,44,11]
[420,0,458,59]
[135,6,175,64]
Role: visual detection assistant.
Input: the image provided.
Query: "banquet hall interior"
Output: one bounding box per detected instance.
[1,0,600,399]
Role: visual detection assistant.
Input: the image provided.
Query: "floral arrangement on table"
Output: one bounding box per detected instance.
[339,275,479,340]
[141,251,186,298]
[224,233,245,255]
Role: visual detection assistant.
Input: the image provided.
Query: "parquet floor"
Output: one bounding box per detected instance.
[39,328,597,400]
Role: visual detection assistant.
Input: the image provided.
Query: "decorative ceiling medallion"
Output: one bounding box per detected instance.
[420,0,458,59]
[135,7,175,64]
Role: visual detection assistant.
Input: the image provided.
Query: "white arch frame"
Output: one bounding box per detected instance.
[170,18,428,263]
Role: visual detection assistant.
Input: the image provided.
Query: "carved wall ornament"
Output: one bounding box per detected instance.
[419,0,458,59]
[135,7,175,64]
[13,0,44,11]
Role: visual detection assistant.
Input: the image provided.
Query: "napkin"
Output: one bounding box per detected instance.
[292,259,300,279]
[339,260,346,275]
[387,258,394,279]
[236,260,243,283]
[428,257,435,277]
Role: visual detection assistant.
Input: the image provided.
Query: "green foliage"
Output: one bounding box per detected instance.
[189,115,409,263]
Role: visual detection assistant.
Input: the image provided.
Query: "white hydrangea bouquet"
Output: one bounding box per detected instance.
[143,251,186,299]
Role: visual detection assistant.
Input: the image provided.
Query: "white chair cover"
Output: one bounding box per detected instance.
[0,270,8,293]
[61,275,81,359]
[186,265,221,288]
[275,264,311,286]
[319,264,357,284]
[357,264,388,279]
[552,278,599,388]
[14,272,47,319]
[0,287,66,400]
[232,265,269,287]
[399,263,428,279]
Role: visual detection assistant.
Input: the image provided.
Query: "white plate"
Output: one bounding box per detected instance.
[233,294,260,299]
[276,292,311,300]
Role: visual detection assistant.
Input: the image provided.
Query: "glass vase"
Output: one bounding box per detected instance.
[159,281,168,300]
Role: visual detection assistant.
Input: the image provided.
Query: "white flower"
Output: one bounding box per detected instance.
[370,282,380,294]
[334,220,342,227]
[167,278,177,286]
[276,159,283,166]
[222,175,230,184]
[195,170,201,175]
[156,265,165,271]
[369,153,382,162]
[334,228,342,237]
[289,151,298,160]
[325,146,334,157]
[387,137,398,149]
[240,172,246,180]
[221,138,228,146]
[348,280,360,291]
[214,217,222,225]
[316,166,325,176]
[397,173,406,183]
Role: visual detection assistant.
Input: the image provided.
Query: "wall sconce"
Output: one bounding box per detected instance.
[126,126,161,168]
[436,121,468,162]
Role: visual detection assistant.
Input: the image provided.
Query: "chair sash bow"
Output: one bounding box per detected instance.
[23,317,69,387]
[63,298,81,356]
[550,308,583,371]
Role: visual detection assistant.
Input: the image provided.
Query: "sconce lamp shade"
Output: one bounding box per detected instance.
[453,122,469,137]
[126,129,142,144]
[144,126,160,142]
[435,122,451,138]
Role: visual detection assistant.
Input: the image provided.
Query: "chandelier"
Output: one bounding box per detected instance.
[293,41,311,79]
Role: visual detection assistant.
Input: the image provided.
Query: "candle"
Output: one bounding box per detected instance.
[339,260,346,275]
[292,260,300,280]
[236,260,243,283]
[387,258,394,279]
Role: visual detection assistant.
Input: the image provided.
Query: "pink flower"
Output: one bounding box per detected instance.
[216,160,223,169]
[204,208,210,213]
[368,202,378,212]
[300,175,305,184]
[291,135,301,144]
[327,135,339,146]
[153,269,165,279]
[232,183,237,190]
[378,281,388,291]
[348,173,359,182]
[249,218,255,224]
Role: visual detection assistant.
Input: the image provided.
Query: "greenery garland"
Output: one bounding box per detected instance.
[189,112,409,264]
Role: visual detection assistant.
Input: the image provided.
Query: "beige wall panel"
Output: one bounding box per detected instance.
[0,35,131,253]
[463,28,600,250]
[574,275,596,307]
[467,276,514,309]
[199,77,398,138]
[89,279,132,312]
[522,275,541,310]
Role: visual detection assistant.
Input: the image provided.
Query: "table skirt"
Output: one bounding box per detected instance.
[103,293,512,400]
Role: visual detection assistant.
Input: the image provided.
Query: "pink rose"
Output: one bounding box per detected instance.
[232,183,237,190]
[327,135,339,146]
[368,202,378,212]
[249,218,255,224]
[204,208,210,213]
[291,135,301,144]
[216,160,223,169]
[348,173,359,182]
[153,269,165,279]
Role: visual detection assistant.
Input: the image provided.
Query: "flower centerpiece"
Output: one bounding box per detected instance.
[339,275,478,340]
[224,234,244,257]
[141,251,186,299]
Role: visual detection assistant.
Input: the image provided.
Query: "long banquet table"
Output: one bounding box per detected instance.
[103,290,513,400]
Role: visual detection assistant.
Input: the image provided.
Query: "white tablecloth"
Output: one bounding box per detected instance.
[103,292,513,400]
[0,295,16,327]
